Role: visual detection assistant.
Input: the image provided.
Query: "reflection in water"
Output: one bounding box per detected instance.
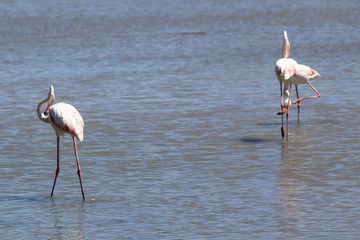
[279,142,303,238]
[50,200,86,239]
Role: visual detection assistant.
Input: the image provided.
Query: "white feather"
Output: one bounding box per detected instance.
[49,102,84,141]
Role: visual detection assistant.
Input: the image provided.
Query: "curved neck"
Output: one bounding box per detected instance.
[38,86,55,123]
[282,32,290,58]
[37,98,51,123]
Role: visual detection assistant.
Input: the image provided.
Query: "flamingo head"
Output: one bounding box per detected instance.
[284,90,291,107]
[44,86,55,115]
[283,65,296,80]
[276,67,292,80]
[277,90,291,115]
[284,71,292,80]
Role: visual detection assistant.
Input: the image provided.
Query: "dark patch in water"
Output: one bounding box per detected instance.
[177,31,207,36]
[258,122,281,126]
[258,122,297,126]
[239,138,267,143]
[1,195,47,203]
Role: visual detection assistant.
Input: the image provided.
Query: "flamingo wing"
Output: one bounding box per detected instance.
[49,102,84,141]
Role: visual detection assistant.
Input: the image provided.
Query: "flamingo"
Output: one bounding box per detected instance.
[275,31,297,139]
[291,64,321,121]
[37,86,85,201]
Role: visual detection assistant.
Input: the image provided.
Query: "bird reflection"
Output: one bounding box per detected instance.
[50,199,86,239]
[279,142,304,237]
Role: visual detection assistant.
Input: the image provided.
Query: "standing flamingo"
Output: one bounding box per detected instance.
[275,31,297,139]
[291,64,321,121]
[37,86,85,201]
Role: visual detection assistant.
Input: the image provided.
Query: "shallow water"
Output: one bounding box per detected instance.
[1,0,360,239]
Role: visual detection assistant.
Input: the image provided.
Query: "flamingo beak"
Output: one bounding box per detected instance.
[44,102,52,115]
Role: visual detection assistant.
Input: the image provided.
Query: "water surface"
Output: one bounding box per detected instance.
[1,0,360,239]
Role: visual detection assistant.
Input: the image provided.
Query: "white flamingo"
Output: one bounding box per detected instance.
[37,86,85,201]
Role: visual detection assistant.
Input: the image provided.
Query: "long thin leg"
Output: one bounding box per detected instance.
[73,137,85,201]
[281,112,284,139]
[295,85,300,122]
[292,82,321,104]
[280,82,284,108]
[280,82,284,138]
[51,136,60,197]
[286,85,292,141]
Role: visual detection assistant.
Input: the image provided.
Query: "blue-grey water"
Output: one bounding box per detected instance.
[1,0,360,239]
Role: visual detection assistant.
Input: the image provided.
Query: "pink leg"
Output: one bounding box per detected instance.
[280,82,284,138]
[73,137,85,201]
[51,136,60,197]
[295,86,300,122]
[286,85,292,140]
[292,82,321,104]
[280,82,284,108]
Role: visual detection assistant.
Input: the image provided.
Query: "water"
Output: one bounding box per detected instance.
[1,0,360,239]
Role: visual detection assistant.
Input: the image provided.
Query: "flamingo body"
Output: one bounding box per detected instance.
[49,102,84,142]
[275,58,298,89]
[292,64,320,86]
[291,64,321,118]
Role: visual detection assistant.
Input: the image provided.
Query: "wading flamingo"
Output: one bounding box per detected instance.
[291,64,321,121]
[275,31,297,139]
[37,86,85,201]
